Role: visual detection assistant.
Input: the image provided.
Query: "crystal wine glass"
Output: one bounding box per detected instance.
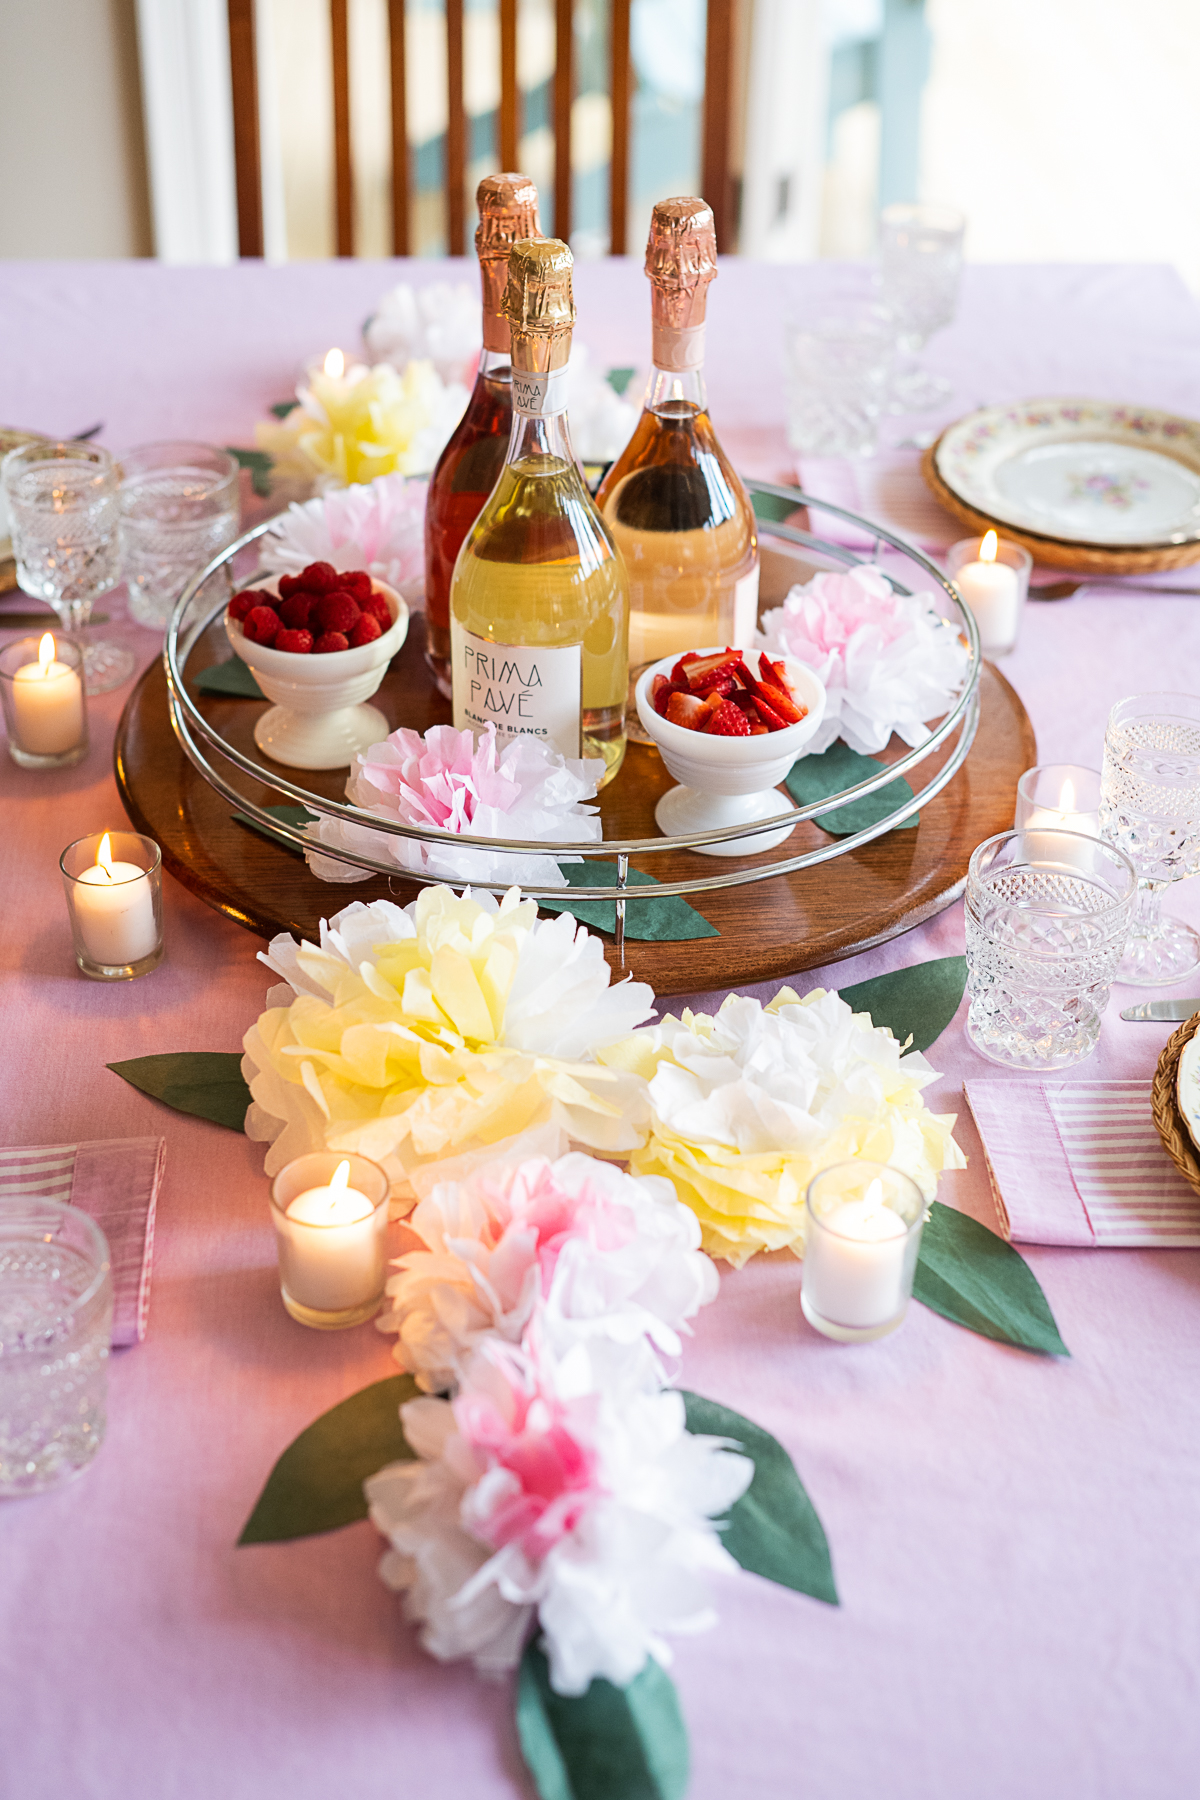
[878,203,965,413]
[1100,692,1200,985]
[1,441,134,693]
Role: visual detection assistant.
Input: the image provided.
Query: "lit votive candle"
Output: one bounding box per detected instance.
[947,531,1032,656]
[0,633,88,768]
[269,1153,390,1329]
[802,1162,927,1343]
[60,830,163,979]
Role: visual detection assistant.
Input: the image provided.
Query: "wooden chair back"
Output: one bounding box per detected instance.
[226,0,737,260]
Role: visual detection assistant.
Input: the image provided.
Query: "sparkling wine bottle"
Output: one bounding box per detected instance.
[450,238,629,786]
[423,172,541,696]
[595,196,759,675]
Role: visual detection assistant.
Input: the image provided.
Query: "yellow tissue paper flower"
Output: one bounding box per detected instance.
[241,886,655,1209]
[255,358,468,485]
[626,986,966,1267]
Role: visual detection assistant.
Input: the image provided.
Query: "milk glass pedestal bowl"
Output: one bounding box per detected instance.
[635,653,826,856]
[225,577,408,770]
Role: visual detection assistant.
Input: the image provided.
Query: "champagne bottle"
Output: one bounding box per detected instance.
[595,196,759,674]
[423,172,541,696]
[450,238,629,786]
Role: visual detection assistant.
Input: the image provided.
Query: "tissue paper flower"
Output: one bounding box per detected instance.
[625,985,966,1267]
[303,724,604,889]
[264,472,427,604]
[565,345,639,466]
[378,1150,719,1393]
[241,886,655,1205]
[757,563,970,756]
[365,280,482,387]
[365,1331,752,1694]
[255,358,469,485]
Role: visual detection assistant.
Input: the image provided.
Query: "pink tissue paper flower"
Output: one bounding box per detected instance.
[265,471,427,606]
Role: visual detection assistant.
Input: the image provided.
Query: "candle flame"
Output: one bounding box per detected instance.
[1060,777,1075,814]
[96,833,114,881]
[323,348,345,379]
[330,1159,350,1192]
[863,1176,885,1210]
[37,633,55,673]
[980,530,998,564]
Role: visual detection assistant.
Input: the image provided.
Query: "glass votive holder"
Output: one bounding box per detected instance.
[60,830,163,980]
[1015,763,1102,834]
[965,827,1136,1070]
[0,634,89,769]
[946,533,1033,656]
[269,1152,390,1330]
[801,1161,926,1344]
[0,1197,113,1496]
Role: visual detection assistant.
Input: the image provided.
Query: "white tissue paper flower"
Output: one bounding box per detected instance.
[378,1149,719,1394]
[365,280,483,387]
[627,985,967,1266]
[302,724,604,889]
[264,472,427,608]
[365,1331,752,1694]
[565,345,639,465]
[241,886,655,1206]
[757,563,971,756]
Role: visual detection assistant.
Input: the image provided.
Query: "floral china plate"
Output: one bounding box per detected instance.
[935,399,1200,548]
[1176,1031,1200,1157]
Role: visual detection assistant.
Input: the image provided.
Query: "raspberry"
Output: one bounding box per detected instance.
[360,592,392,628]
[704,699,752,736]
[243,604,281,645]
[299,561,339,593]
[228,588,263,621]
[313,592,361,634]
[278,593,314,630]
[343,569,374,601]
[274,628,313,654]
[277,573,303,599]
[347,613,382,647]
[312,630,349,654]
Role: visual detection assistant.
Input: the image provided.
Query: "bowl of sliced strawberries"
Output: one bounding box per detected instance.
[225,561,408,770]
[635,647,825,856]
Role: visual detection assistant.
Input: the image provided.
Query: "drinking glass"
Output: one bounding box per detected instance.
[119,442,240,630]
[878,203,965,413]
[1,441,134,693]
[784,294,896,457]
[1100,693,1200,985]
[965,828,1136,1069]
[0,1198,113,1495]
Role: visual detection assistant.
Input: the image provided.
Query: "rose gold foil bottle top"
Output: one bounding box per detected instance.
[502,237,576,373]
[645,196,718,373]
[475,174,542,352]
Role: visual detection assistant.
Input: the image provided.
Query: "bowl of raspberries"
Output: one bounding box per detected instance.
[225,562,408,769]
[634,647,826,857]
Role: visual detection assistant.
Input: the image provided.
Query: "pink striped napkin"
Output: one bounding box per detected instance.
[796,453,963,554]
[963,1081,1200,1247]
[0,1138,166,1344]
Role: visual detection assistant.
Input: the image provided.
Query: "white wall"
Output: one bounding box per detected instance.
[0,0,153,258]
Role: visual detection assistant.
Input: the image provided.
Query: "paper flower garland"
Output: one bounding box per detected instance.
[303,723,605,889]
[264,472,426,605]
[377,1149,719,1394]
[364,280,482,387]
[241,887,655,1205]
[255,357,469,486]
[757,563,971,756]
[625,985,967,1266]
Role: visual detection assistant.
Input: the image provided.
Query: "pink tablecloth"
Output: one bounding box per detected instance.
[4,259,1200,1800]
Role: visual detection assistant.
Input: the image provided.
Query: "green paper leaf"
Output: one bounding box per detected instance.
[751,489,802,524]
[269,398,299,419]
[837,955,967,1053]
[239,1374,419,1545]
[516,1642,689,1800]
[107,1051,250,1132]
[914,1201,1070,1356]
[232,802,318,852]
[605,366,637,397]
[786,740,918,835]
[539,862,718,942]
[225,445,274,497]
[680,1391,837,1604]
[195,657,264,698]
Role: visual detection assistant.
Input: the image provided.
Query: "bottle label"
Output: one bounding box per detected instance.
[651,323,706,372]
[452,621,582,758]
[512,365,571,416]
[733,562,761,644]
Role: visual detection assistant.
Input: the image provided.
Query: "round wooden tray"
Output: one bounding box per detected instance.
[1151,1012,1200,1195]
[921,439,1200,575]
[115,611,1035,993]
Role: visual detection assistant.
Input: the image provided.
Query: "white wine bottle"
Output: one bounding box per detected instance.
[450,237,629,786]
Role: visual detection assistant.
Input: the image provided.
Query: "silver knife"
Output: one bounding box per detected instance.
[1120,998,1200,1021]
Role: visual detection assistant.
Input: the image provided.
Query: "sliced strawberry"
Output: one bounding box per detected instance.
[705,699,752,736]
[312,630,350,654]
[748,722,770,735]
[749,694,789,731]
[757,653,790,692]
[665,690,713,729]
[651,673,673,714]
[347,614,382,647]
[691,667,737,699]
[748,675,804,726]
[274,627,313,654]
[682,650,741,687]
